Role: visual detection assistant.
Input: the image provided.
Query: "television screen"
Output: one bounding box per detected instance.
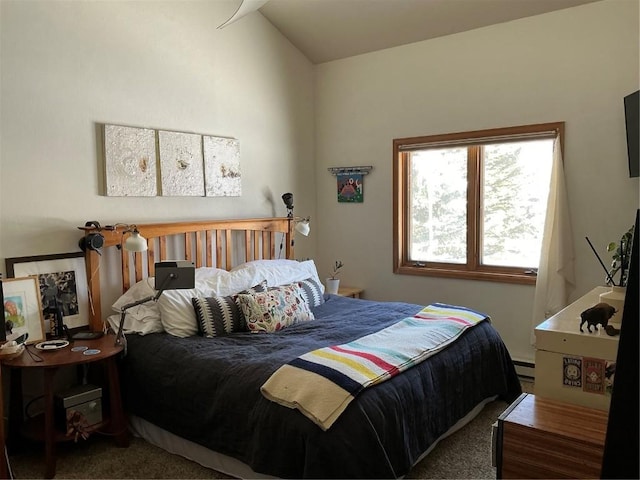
[624,90,639,178]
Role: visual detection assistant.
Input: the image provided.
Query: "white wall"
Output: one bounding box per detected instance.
[314,0,639,363]
[0,0,316,265]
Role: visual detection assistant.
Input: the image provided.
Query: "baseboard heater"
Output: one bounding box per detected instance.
[513,360,535,380]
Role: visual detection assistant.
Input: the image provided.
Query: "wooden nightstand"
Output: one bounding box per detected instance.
[0,334,129,478]
[337,286,363,298]
[496,393,607,479]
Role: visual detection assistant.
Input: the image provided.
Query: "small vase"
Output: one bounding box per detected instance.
[599,286,626,319]
[326,278,340,295]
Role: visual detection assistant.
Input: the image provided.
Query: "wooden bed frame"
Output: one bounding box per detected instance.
[80,217,293,332]
[77,217,520,479]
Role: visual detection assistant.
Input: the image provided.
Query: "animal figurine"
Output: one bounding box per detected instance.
[579,302,616,333]
[605,324,620,336]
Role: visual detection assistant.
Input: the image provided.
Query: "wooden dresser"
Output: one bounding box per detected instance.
[496,393,608,479]
[535,286,619,410]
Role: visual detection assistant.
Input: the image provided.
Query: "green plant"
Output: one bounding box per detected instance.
[329,260,344,280]
[606,224,635,286]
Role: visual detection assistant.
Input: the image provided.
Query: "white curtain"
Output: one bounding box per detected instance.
[531,136,576,345]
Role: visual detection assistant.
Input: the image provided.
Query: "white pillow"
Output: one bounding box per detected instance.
[231,259,324,292]
[106,312,164,336]
[157,286,206,337]
[197,266,259,296]
[194,267,229,285]
[111,278,158,321]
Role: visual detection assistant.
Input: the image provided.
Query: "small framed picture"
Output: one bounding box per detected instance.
[2,276,46,344]
[5,252,89,329]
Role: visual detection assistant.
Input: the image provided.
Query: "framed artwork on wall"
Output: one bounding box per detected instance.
[104,124,157,197]
[5,252,89,330]
[159,130,205,196]
[2,276,46,344]
[203,135,242,197]
[100,124,243,198]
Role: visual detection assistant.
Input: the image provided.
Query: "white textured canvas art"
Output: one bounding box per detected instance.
[159,131,205,196]
[203,136,241,197]
[104,125,157,196]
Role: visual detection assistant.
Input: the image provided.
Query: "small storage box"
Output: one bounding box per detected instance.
[55,384,102,430]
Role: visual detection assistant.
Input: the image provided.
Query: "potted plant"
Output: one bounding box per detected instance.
[599,223,635,316]
[325,260,344,295]
[606,224,635,287]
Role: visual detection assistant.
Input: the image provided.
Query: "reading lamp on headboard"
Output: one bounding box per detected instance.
[115,261,195,353]
[282,193,311,236]
[78,221,148,254]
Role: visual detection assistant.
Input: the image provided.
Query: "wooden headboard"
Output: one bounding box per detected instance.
[80,217,293,331]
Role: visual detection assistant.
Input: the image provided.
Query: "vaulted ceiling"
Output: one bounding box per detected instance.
[258,0,601,64]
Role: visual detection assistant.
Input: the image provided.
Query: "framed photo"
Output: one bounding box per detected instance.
[2,276,46,344]
[5,252,89,330]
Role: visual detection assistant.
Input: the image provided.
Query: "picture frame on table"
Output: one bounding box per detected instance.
[5,252,89,330]
[2,276,46,344]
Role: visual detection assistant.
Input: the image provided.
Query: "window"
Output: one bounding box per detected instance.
[393,122,563,284]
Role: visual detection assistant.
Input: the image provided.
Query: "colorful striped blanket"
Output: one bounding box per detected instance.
[260,303,489,430]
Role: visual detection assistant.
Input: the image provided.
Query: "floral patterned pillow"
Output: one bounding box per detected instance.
[237,284,314,333]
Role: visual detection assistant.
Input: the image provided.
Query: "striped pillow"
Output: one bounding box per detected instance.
[297,277,325,308]
[192,282,267,337]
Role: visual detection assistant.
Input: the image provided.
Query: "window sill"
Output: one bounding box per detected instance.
[395,265,537,285]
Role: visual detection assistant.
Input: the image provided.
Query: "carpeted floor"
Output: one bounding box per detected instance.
[7,380,534,479]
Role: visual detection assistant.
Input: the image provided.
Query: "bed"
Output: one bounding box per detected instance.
[81,217,521,479]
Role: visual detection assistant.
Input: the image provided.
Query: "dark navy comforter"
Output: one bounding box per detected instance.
[122,295,521,478]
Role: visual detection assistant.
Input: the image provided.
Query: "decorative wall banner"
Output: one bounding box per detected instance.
[102,124,241,197]
[203,136,241,197]
[337,173,363,203]
[328,166,372,203]
[159,130,205,196]
[104,125,157,197]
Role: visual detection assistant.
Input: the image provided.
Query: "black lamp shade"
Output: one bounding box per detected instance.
[282,192,294,210]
